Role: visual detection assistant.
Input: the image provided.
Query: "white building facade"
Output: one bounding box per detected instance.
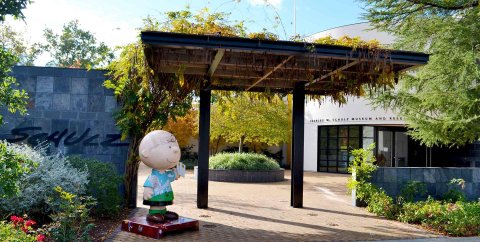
[303,23,477,173]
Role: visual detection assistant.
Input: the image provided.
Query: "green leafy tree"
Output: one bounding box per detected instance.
[1,24,41,65]
[0,48,28,124]
[211,93,290,153]
[0,0,30,21]
[41,20,114,68]
[362,0,480,146]
[0,1,29,125]
[105,8,249,206]
[107,7,296,205]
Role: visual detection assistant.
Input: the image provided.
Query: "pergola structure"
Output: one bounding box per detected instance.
[141,31,429,208]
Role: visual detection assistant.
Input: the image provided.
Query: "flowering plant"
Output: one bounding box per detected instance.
[0,215,46,242]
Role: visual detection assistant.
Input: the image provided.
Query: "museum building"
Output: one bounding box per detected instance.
[303,23,480,173]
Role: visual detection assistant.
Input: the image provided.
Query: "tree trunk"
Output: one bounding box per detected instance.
[214,137,221,154]
[238,135,245,153]
[124,135,141,208]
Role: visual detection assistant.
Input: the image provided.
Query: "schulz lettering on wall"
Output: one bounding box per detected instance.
[3,127,129,147]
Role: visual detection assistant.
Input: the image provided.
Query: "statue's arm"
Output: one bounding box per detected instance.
[143,176,154,200]
[143,187,153,200]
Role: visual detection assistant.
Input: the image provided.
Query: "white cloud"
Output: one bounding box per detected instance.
[248,0,283,8]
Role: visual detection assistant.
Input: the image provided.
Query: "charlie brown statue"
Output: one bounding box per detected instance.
[139,130,186,223]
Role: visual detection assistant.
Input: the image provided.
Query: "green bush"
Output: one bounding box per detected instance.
[0,143,88,220]
[0,141,38,198]
[431,201,480,236]
[0,220,38,242]
[347,144,377,202]
[46,186,95,242]
[68,156,123,217]
[347,145,480,236]
[443,178,466,202]
[399,199,480,236]
[366,188,399,219]
[209,152,281,171]
[400,181,427,203]
[398,198,444,224]
[180,146,197,169]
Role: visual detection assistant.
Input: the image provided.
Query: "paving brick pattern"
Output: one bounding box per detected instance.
[108,164,439,241]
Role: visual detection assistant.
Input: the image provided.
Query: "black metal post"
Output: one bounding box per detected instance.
[291,82,305,208]
[197,87,211,209]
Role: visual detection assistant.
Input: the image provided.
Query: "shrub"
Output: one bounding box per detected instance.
[346,145,480,236]
[431,201,480,236]
[398,198,444,224]
[209,152,281,171]
[0,215,45,242]
[46,187,95,242]
[366,189,399,219]
[347,144,377,200]
[443,178,466,202]
[0,141,38,198]
[68,156,123,217]
[0,220,38,242]
[400,181,427,203]
[180,146,197,169]
[399,199,480,236]
[0,149,88,219]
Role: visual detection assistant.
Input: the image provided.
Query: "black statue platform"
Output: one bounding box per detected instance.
[121,216,199,239]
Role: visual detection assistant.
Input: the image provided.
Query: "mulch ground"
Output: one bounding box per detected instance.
[90,208,132,242]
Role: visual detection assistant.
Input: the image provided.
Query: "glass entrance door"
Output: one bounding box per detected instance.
[377,130,409,167]
[395,131,409,167]
[377,130,394,167]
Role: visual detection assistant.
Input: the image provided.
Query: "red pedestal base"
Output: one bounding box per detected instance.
[121,216,199,239]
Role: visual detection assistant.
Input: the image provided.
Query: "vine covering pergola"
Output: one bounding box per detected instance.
[141,31,428,208]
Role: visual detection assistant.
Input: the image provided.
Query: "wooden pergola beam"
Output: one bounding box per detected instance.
[305,60,360,87]
[246,55,294,91]
[141,31,429,210]
[207,49,225,77]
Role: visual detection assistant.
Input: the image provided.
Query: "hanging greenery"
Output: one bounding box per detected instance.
[107,6,406,206]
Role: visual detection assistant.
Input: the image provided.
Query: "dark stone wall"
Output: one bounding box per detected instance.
[0,66,128,174]
[371,167,480,201]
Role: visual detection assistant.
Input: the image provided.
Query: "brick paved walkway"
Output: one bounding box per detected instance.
[107,164,438,241]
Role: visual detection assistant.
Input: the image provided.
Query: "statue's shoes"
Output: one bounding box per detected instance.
[146,214,165,223]
[164,211,179,220]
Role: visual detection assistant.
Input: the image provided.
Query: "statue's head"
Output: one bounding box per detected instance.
[139,130,181,171]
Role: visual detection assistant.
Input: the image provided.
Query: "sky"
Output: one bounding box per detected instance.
[5,0,366,65]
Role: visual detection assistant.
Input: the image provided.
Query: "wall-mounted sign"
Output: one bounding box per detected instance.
[2,127,129,147]
[309,116,404,123]
[305,96,406,126]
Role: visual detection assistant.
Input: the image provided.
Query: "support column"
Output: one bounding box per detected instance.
[291,82,305,208]
[197,87,211,209]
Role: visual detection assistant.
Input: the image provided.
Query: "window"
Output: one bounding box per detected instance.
[362,126,375,149]
[317,125,362,173]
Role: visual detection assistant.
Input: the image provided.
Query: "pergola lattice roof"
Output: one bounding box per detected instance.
[140,31,429,209]
[141,31,429,95]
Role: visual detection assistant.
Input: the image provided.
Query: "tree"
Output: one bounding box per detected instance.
[162,109,198,148]
[211,93,290,153]
[0,0,30,21]
[105,8,250,207]
[0,0,29,125]
[41,20,114,68]
[361,0,480,146]
[0,48,28,124]
[0,24,41,65]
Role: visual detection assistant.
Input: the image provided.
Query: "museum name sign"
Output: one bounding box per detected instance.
[309,116,404,123]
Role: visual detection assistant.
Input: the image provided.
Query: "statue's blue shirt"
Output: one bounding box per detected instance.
[144,169,176,197]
